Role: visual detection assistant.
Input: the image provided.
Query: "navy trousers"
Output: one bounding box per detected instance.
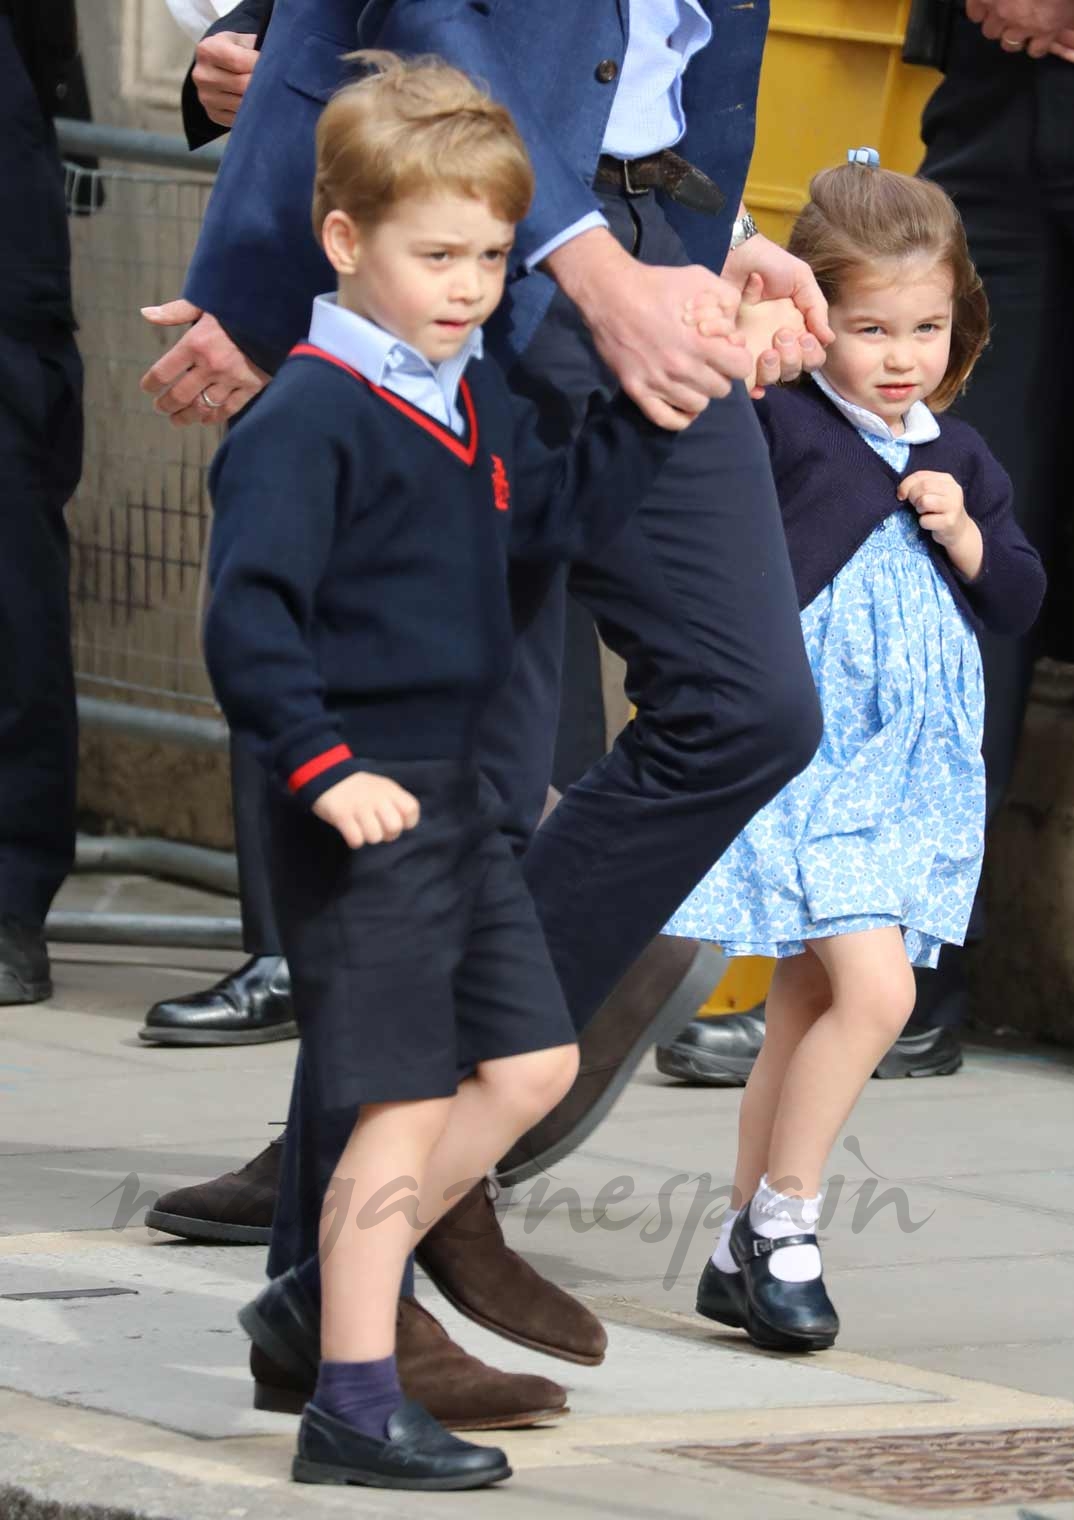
[914,14,1074,1025]
[0,328,82,926]
[265,187,820,1281]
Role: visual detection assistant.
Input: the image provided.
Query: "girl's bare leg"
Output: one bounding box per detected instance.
[765,927,915,1198]
[731,949,831,1206]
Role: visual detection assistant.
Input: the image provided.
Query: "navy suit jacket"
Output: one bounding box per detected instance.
[183,0,770,371]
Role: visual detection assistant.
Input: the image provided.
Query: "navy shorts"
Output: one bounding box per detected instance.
[266,760,576,1111]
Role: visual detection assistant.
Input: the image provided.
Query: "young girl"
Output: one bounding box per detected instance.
[666,153,1046,1352]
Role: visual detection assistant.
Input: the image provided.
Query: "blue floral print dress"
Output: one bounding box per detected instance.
[664,376,986,969]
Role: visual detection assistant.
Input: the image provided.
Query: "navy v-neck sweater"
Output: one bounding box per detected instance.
[755,383,1045,638]
[204,346,670,807]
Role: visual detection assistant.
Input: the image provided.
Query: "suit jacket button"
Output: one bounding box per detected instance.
[595,58,619,83]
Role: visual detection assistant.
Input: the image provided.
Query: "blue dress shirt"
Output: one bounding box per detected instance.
[307,293,483,437]
[526,0,714,270]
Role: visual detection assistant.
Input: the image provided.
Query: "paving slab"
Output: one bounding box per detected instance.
[0,872,1073,1518]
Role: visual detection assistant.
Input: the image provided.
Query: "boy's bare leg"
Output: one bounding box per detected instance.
[412,1045,578,1231]
[320,1044,578,1361]
[321,1096,454,1361]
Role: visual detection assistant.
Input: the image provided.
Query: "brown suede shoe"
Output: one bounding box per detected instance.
[251,1297,568,1431]
[498,935,725,1185]
[144,1136,280,1244]
[416,1180,607,1365]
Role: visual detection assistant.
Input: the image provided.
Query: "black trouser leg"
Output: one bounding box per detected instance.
[914,18,1074,1026]
[230,736,282,957]
[0,329,82,925]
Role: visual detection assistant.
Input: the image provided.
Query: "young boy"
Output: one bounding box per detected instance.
[204,51,680,1492]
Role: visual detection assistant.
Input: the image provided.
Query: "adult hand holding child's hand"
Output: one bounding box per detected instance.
[312,773,421,850]
[686,274,824,399]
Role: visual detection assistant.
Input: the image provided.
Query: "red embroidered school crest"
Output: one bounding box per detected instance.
[490,454,510,512]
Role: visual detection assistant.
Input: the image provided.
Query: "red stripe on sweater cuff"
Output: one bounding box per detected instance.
[287,744,354,794]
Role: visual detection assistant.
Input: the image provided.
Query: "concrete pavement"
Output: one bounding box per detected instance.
[1,868,1074,1519]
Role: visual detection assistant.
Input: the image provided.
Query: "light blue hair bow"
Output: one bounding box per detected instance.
[847,147,881,167]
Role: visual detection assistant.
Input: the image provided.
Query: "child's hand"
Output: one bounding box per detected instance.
[312,772,421,849]
[898,470,984,581]
[685,274,824,398]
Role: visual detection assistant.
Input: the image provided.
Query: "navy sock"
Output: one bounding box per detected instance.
[314,1355,401,1439]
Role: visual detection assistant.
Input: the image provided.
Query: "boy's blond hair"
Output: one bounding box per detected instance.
[312,50,534,238]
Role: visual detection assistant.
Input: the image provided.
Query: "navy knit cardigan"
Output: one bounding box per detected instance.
[756,383,1046,638]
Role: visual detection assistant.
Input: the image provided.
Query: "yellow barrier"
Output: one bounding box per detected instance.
[695,5,941,1023]
[747,0,941,245]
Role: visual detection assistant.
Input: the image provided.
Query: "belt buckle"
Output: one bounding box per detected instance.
[620,156,650,197]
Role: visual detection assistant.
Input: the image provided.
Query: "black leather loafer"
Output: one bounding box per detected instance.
[293,1400,511,1490]
[730,1203,839,1351]
[655,1008,766,1086]
[659,1007,963,1085]
[238,1266,319,1385]
[873,1025,962,1079]
[0,916,51,1004]
[138,955,296,1045]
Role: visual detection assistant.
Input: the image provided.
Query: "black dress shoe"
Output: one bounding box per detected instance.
[0,916,51,1005]
[655,1007,765,1086]
[658,1006,963,1085]
[696,1256,818,1350]
[293,1399,510,1491]
[138,955,296,1045]
[730,1202,839,1352]
[695,1257,747,1330]
[874,1025,962,1079]
[239,1266,319,1386]
[145,1134,281,1244]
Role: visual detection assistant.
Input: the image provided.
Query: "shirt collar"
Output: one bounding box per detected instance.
[307,293,484,386]
[811,368,940,446]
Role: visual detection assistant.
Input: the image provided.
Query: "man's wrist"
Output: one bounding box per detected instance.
[543,226,630,308]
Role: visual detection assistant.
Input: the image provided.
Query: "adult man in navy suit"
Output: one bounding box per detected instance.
[142,0,828,1421]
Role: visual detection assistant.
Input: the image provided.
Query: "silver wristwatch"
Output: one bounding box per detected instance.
[729,210,759,251]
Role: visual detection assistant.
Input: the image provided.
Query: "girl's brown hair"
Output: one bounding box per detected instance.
[788,162,989,411]
[313,50,534,238]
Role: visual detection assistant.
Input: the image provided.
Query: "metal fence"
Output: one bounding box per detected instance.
[51,122,241,948]
[60,120,228,751]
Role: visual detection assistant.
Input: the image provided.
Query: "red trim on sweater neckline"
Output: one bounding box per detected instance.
[289,342,479,466]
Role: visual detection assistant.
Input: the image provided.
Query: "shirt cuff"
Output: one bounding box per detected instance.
[524,212,610,274]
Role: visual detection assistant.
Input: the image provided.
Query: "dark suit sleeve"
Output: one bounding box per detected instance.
[507,390,674,563]
[181,0,271,150]
[358,1,604,265]
[959,439,1046,638]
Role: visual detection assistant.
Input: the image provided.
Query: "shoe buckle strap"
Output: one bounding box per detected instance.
[751,1232,818,1258]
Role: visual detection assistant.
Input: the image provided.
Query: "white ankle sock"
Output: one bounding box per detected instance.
[710,1207,741,1274]
[749,1175,823,1283]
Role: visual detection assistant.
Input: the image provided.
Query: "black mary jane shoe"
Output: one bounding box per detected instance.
[292,1399,511,1491]
[730,1203,839,1352]
[695,1257,748,1330]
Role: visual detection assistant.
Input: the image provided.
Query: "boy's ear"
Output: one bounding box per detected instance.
[322,210,362,276]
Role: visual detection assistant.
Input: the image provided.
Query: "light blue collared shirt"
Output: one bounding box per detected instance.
[526,0,713,272]
[307,294,483,437]
[811,369,940,447]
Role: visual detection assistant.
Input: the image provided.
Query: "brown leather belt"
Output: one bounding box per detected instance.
[594,149,726,215]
